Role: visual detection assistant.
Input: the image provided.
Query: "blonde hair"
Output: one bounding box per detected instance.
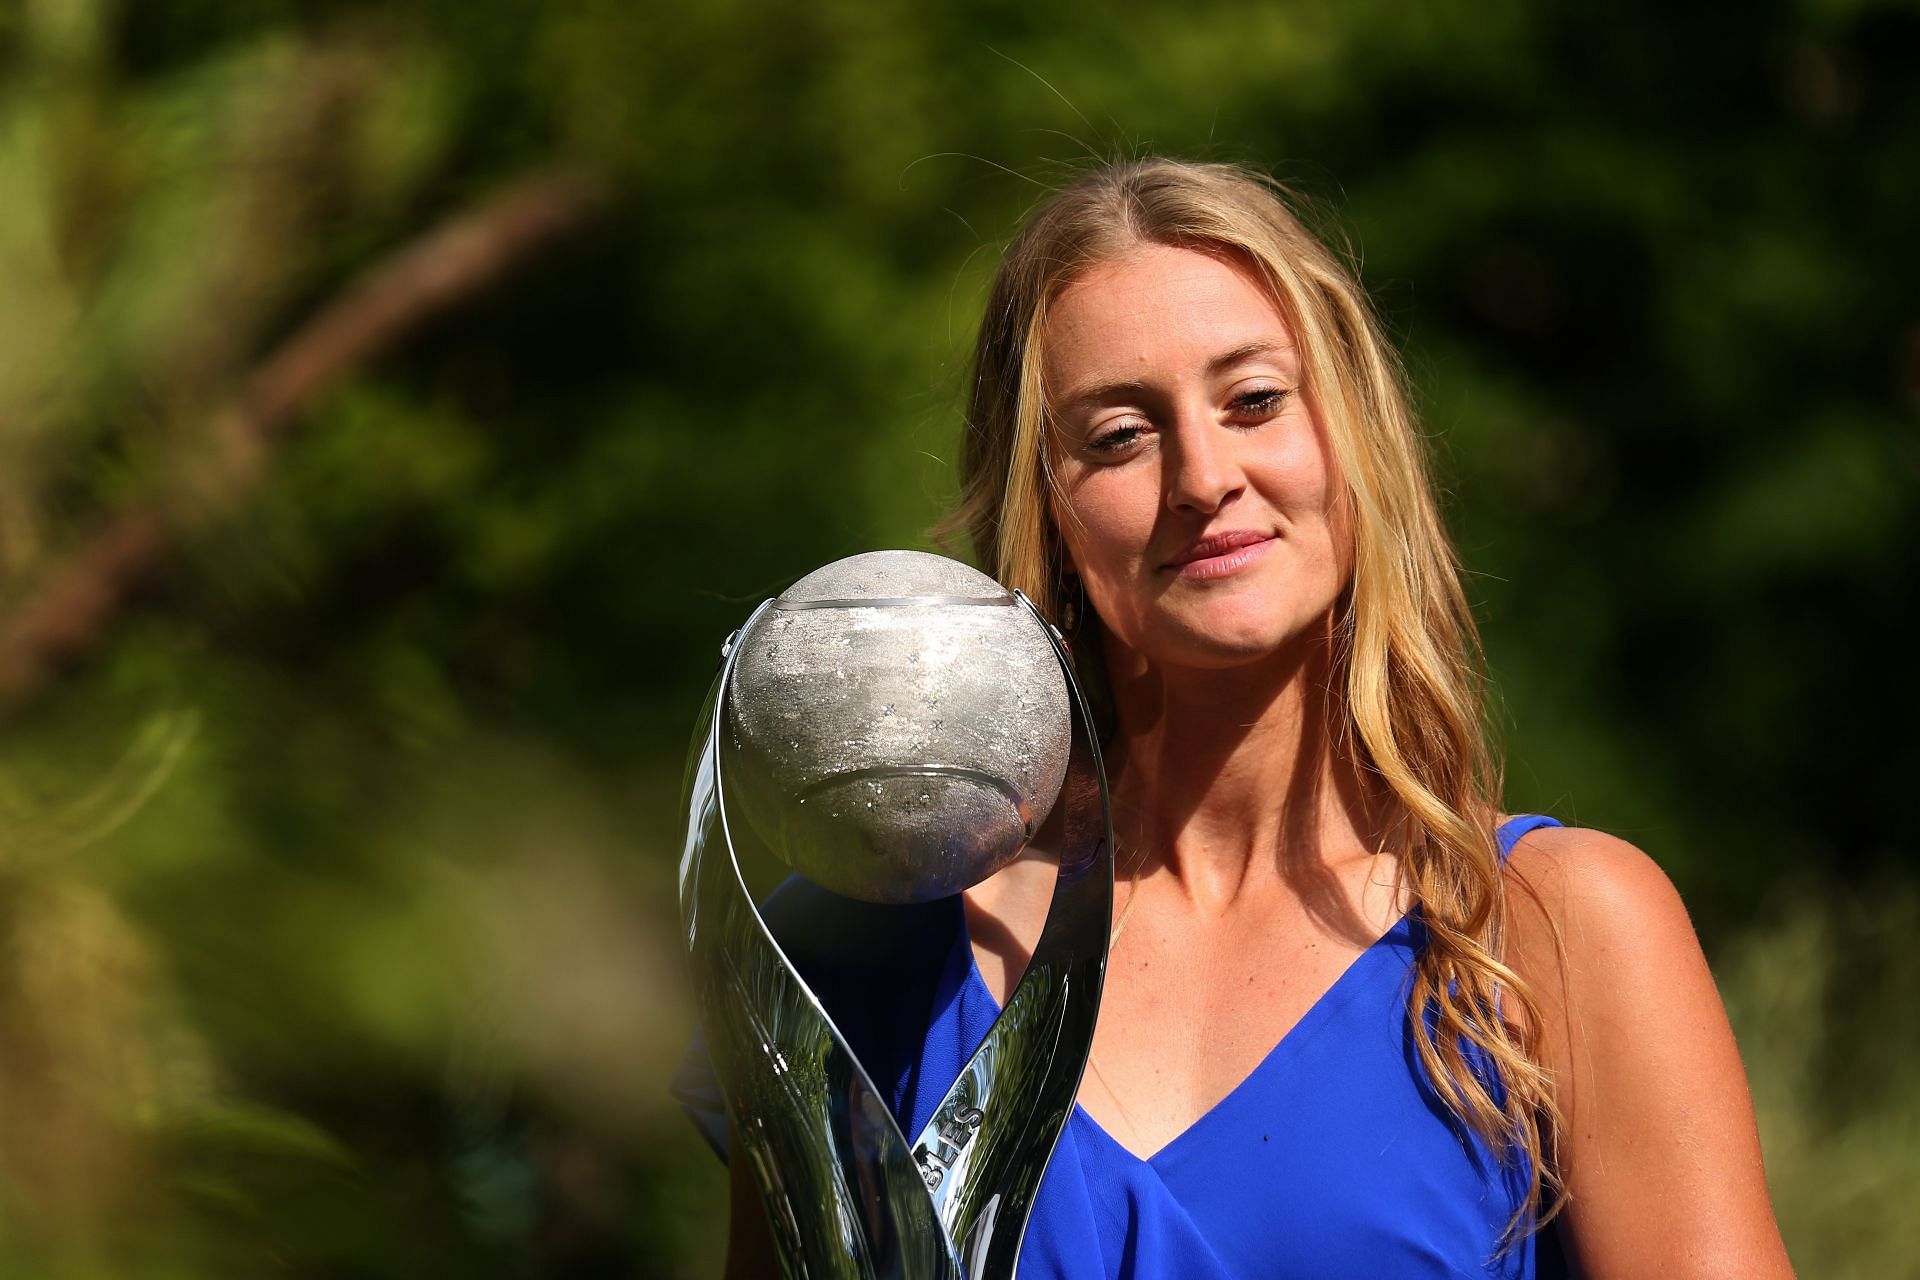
[946,158,1563,1238]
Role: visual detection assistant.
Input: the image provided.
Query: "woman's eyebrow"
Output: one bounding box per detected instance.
[1057,376,1152,415]
[1207,338,1296,375]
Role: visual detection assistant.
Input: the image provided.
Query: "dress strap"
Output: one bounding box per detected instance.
[1495,812,1563,865]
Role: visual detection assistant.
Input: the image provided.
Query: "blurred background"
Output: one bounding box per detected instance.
[0,0,1914,1274]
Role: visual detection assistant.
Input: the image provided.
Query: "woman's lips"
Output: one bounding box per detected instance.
[1165,531,1276,580]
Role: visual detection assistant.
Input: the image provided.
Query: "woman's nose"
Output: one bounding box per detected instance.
[1163,414,1243,515]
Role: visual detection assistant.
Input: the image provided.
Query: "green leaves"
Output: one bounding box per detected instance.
[0,0,1914,1271]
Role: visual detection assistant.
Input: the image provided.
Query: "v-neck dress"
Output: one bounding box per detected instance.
[674,814,1568,1277]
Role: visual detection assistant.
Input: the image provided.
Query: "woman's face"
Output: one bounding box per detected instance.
[1042,242,1353,673]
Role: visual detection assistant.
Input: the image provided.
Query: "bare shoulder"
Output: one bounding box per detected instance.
[1496,823,1798,1276]
[1500,823,1698,972]
[1502,821,1681,907]
[1497,822,1717,1066]
[961,845,1058,1004]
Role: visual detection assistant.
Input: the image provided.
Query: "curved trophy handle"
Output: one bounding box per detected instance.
[678,593,1113,1279]
[680,600,954,1278]
[910,590,1113,1276]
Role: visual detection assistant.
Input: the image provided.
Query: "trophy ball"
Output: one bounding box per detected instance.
[722,550,1071,904]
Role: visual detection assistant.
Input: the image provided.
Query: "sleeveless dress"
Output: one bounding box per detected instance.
[674,814,1568,1277]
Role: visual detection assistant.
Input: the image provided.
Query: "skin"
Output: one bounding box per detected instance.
[726,242,1794,1276]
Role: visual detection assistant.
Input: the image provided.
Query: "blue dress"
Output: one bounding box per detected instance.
[675,814,1569,1277]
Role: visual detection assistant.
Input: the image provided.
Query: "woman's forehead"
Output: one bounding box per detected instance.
[1041,245,1298,390]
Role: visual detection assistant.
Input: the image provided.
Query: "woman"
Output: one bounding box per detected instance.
[699,157,1794,1277]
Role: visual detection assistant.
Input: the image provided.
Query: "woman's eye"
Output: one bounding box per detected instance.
[1229,388,1292,419]
[1086,422,1146,455]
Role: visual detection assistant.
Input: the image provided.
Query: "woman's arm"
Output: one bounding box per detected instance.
[1505,826,1795,1279]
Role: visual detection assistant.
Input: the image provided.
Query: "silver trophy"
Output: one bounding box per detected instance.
[678,550,1113,1278]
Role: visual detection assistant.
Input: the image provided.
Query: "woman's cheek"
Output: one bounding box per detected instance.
[1066,473,1157,553]
[1055,524,1132,631]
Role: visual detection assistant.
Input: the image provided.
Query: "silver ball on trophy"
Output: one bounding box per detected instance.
[721,550,1071,904]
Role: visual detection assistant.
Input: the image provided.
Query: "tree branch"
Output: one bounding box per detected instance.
[0,168,605,707]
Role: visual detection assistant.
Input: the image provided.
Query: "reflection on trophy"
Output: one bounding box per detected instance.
[678,550,1113,1278]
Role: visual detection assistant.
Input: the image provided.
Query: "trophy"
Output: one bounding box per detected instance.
[678,550,1113,1278]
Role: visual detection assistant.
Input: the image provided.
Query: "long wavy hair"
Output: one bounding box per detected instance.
[945,157,1563,1238]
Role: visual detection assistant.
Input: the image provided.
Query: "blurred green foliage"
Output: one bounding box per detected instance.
[0,0,1914,1274]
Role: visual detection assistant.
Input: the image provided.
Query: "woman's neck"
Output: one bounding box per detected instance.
[1099,625,1391,914]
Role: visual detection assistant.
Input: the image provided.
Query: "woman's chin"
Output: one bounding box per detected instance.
[1129,611,1324,673]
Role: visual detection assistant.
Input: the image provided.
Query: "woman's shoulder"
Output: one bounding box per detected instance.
[1496,820,1711,1045]
[1491,828,1797,1274]
[1499,819,1695,947]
